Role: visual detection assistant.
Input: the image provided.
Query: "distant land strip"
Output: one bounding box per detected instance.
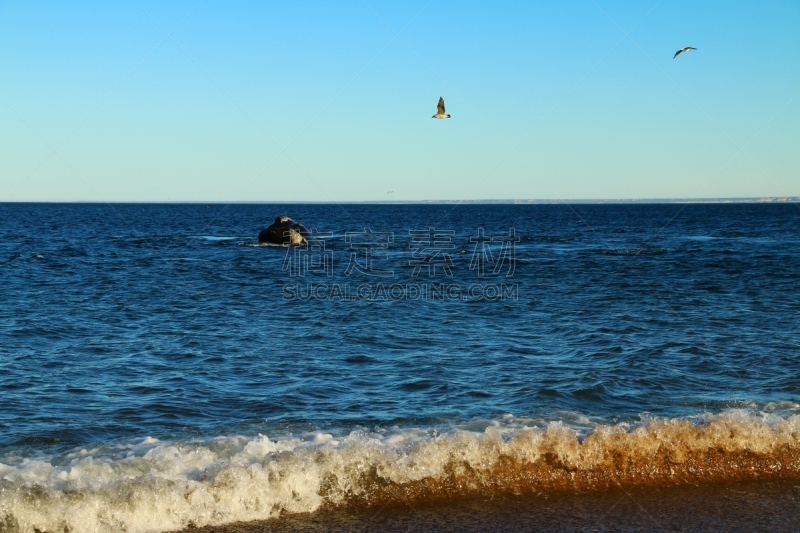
[365,197,800,204]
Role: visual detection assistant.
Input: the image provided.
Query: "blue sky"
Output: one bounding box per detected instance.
[1,0,798,202]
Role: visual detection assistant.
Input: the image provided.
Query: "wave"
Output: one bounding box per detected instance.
[1,410,800,533]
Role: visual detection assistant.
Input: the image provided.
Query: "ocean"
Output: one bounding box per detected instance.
[1,202,799,532]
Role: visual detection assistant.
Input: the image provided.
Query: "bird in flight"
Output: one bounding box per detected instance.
[673,47,697,59]
[386,191,394,194]
[432,97,451,119]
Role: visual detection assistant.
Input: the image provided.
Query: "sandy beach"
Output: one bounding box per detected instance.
[184,479,800,532]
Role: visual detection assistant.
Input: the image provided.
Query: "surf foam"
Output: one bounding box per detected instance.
[1,410,799,533]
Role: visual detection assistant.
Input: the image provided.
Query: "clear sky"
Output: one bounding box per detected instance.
[1,1,798,202]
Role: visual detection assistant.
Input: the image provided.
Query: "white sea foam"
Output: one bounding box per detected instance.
[1,410,800,533]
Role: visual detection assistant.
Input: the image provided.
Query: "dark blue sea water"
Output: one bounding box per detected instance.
[1,203,799,532]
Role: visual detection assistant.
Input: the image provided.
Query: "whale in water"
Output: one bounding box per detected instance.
[258,216,312,245]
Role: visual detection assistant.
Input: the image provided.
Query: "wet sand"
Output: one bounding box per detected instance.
[186,480,800,532]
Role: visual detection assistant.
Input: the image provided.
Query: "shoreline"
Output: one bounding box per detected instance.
[183,479,800,532]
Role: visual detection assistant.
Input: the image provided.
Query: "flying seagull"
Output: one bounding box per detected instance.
[673,47,697,59]
[432,97,451,119]
[386,191,394,194]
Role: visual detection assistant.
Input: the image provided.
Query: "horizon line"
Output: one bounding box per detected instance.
[1,197,799,205]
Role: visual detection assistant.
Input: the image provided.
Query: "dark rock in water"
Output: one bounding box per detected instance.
[258,216,310,245]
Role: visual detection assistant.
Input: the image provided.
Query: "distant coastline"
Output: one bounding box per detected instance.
[365,197,800,205]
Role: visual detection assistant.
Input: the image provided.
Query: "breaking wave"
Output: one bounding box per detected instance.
[2,410,800,533]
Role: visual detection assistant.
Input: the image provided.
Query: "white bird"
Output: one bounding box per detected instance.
[673,46,697,59]
[432,97,451,119]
